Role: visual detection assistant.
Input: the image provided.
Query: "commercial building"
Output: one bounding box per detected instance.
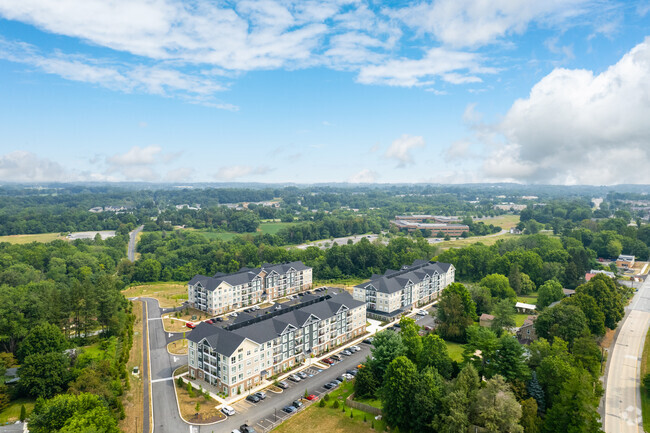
[188,262,312,315]
[352,260,455,320]
[616,255,635,269]
[391,219,469,236]
[187,291,366,395]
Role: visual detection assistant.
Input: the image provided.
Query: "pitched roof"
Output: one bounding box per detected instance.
[354,260,453,294]
[189,261,310,292]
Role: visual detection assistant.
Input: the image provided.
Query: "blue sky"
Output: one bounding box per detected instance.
[1,0,649,185]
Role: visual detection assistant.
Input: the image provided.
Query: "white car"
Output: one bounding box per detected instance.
[351,345,361,352]
[229,312,238,317]
[417,310,428,316]
[222,405,236,416]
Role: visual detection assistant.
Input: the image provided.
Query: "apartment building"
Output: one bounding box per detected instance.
[187,291,366,395]
[353,260,455,320]
[391,219,469,236]
[188,262,312,315]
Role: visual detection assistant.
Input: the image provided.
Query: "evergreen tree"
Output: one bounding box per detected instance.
[527,372,546,412]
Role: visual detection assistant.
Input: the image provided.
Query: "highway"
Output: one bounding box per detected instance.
[604,276,650,433]
[128,225,144,262]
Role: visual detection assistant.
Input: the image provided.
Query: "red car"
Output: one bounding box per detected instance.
[305,394,318,401]
[205,319,214,324]
[186,322,195,329]
[322,358,334,365]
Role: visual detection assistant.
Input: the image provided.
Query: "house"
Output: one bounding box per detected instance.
[517,316,538,344]
[187,291,366,396]
[562,288,576,297]
[479,313,495,327]
[188,262,312,315]
[509,227,523,235]
[616,255,635,269]
[352,260,455,320]
[515,302,536,314]
[585,269,616,281]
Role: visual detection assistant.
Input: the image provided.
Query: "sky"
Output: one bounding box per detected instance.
[1,0,650,185]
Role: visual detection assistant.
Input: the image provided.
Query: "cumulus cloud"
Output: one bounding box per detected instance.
[107,145,162,166]
[0,151,70,182]
[102,145,181,181]
[445,140,472,161]
[385,134,425,167]
[348,169,378,183]
[483,36,650,184]
[389,0,594,48]
[214,165,271,180]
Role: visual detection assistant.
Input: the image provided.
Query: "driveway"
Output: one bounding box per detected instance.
[128,225,144,262]
[604,276,650,432]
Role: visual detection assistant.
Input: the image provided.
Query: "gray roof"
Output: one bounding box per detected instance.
[355,260,453,294]
[187,292,364,356]
[189,261,310,292]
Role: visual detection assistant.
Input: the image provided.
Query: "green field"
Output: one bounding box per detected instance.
[517,293,539,305]
[475,214,521,230]
[514,313,531,327]
[0,232,66,244]
[444,340,465,362]
[0,398,35,424]
[187,221,295,241]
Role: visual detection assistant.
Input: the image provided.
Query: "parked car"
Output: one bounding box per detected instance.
[292,400,303,408]
[297,371,308,379]
[252,305,260,311]
[351,345,361,352]
[254,391,267,400]
[346,369,357,376]
[331,354,342,361]
[221,405,236,416]
[231,430,241,433]
[245,394,260,403]
[342,373,354,380]
[332,379,342,385]
[336,376,346,382]
[215,317,224,322]
[323,382,336,389]
[277,381,289,389]
[393,323,401,328]
[305,394,318,401]
[362,338,374,344]
[417,310,428,316]
[288,374,301,382]
[423,326,433,331]
[229,312,238,317]
[282,405,296,414]
[185,322,195,329]
[341,350,352,356]
[240,424,257,433]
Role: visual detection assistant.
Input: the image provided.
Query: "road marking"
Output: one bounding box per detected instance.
[148,317,162,321]
[151,377,174,383]
[169,333,173,338]
[173,356,179,363]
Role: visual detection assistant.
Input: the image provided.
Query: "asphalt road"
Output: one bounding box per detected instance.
[142,301,150,433]
[604,277,650,432]
[128,225,144,262]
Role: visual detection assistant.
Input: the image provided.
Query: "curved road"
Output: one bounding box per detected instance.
[128,225,144,262]
[604,276,650,432]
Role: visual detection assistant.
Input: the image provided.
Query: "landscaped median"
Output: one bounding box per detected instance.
[273,380,386,433]
[167,338,188,355]
[173,373,226,425]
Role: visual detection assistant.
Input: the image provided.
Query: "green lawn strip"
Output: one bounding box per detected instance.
[354,396,382,409]
[517,293,539,304]
[514,313,530,327]
[0,398,35,423]
[641,326,650,431]
[444,340,465,362]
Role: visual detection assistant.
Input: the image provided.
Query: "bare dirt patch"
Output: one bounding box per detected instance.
[168,339,188,355]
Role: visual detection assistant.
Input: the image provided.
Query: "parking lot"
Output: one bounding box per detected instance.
[217,342,372,433]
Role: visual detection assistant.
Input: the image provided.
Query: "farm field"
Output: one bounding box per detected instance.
[0,232,66,244]
[184,221,295,241]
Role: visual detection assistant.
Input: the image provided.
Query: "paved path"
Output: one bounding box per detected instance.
[604,276,650,433]
[128,225,144,262]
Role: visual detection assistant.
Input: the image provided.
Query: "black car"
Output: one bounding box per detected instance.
[246,394,260,403]
[282,405,296,414]
[362,338,373,344]
[336,376,345,382]
[240,424,257,433]
[215,317,223,322]
[323,382,336,389]
[292,400,303,408]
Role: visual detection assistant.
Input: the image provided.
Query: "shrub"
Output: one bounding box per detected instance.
[323,394,330,401]
[332,400,340,409]
[319,399,326,407]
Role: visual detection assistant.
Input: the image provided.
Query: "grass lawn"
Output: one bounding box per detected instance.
[0,398,35,424]
[122,282,187,308]
[274,381,387,433]
[167,338,188,355]
[444,340,465,362]
[0,232,66,244]
[259,222,294,235]
[641,326,650,432]
[436,232,517,250]
[354,396,382,409]
[514,314,531,327]
[175,378,225,424]
[78,337,118,365]
[182,221,295,242]
[475,214,521,230]
[119,300,144,433]
[517,293,539,304]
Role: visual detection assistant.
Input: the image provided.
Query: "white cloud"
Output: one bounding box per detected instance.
[0,151,70,182]
[165,167,194,182]
[107,145,162,166]
[483,36,650,184]
[445,140,472,161]
[389,0,594,48]
[357,47,495,87]
[103,145,181,181]
[348,169,378,183]
[385,134,425,166]
[214,165,271,180]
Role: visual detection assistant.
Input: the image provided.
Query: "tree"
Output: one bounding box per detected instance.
[492,335,530,383]
[471,375,523,433]
[561,293,606,336]
[571,336,602,378]
[411,367,445,433]
[29,393,119,433]
[463,324,498,378]
[399,316,422,363]
[436,283,477,342]
[432,364,479,433]
[509,264,522,295]
[469,285,493,315]
[19,404,27,422]
[537,280,564,309]
[542,371,604,433]
[480,274,516,300]
[380,356,418,432]
[354,363,379,399]
[17,323,67,363]
[19,352,70,399]
[527,372,546,413]
[520,398,542,433]
[576,275,624,329]
[520,273,536,295]
[490,298,516,335]
[535,304,589,346]
[369,330,406,381]
[418,334,453,379]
